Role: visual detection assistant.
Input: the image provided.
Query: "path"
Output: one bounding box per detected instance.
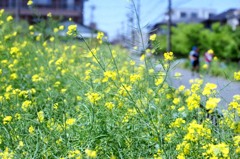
[130,53,240,111]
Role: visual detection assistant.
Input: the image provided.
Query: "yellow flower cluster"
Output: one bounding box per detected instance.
[67,24,77,36]
[22,100,32,111]
[149,34,157,41]
[205,97,221,113]
[0,147,14,159]
[170,118,186,128]
[233,135,240,154]
[86,92,102,104]
[3,116,12,124]
[105,102,115,110]
[85,149,97,158]
[202,83,217,96]
[27,0,33,6]
[37,111,44,123]
[68,149,82,159]
[186,93,201,111]
[122,108,137,123]
[228,94,240,116]
[102,70,117,82]
[203,143,229,158]
[164,52,174,61]
[234,71,240,80]
[66,118,76,126]
[96,32,104,44]
[184,120,211,142]
[118,84,132,96]
[29,125,35,134]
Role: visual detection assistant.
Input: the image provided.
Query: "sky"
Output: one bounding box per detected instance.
[84,0,240,40]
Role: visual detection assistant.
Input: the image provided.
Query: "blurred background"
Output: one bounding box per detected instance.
[0,0,240,57]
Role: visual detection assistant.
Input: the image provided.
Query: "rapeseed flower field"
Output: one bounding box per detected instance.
[0,9,240,158]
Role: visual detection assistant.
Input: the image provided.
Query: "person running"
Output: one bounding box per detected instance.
[189,46,200,76]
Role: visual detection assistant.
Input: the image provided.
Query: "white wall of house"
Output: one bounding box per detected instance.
[172,8,216,21]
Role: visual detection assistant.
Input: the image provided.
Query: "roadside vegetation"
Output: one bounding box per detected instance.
[150,23,240,80]
[0,6,240,159]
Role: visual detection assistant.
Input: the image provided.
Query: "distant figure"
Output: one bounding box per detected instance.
[189,46,200,76]
[204,49,214,66]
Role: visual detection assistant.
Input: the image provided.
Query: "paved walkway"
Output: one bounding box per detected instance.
[130,53,240,111]
[167,63,240,110]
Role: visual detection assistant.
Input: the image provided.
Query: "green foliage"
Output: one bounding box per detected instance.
[172,23,204,55]
[154,23,240,60]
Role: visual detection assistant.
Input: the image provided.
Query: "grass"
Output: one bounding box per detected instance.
[182,57,239,80]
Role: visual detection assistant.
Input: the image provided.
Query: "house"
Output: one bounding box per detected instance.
[0,0,87,24]
[149,8,216,35]
[202,8,240,30]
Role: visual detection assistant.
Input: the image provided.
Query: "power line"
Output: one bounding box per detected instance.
[167,0,172,51]
[172,0,194,8]
[141,0,167,24]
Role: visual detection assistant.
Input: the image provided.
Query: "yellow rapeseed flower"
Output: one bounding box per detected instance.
[29,25,34,30]
[202,63,208,69]
[86,92,102,104]
[102,71,117,82]
[50,37,55,42]
[47,12,52,17]
[29,125,35,134]
[174,72,182,79]
[10,73,18,80]
[165,132,175,143]
[85,149,97,158]
[130,74,141,83]
[184,120,211,142]
[96,32,104,44]
[203,143,229,158]
[202,83,217,96]
[22,100,32,111]
[170,118,185,128]
[234,71,240,81]
[27,0,33,6]
[205,97,221,113]
[67,24,77,36]
[68,149,82,158]
[178,85,185,91]
[149,34,157,41]
[0,147,14,159]
[3,116,12,124]
[186,93,201,111]
[59,25,64,30]
[105,102,114,110]
[164,52,174,61]
[0,9,4,17]
[37,111,44,123]
[140,54,145,61]
[66,118,76,126]
[7,16,13,22]
[118,85,132,96]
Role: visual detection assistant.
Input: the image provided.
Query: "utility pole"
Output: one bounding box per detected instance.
[137,0,140,26]
[167,0,172,52]
[121,21,125,42]
[89,5,96,29]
